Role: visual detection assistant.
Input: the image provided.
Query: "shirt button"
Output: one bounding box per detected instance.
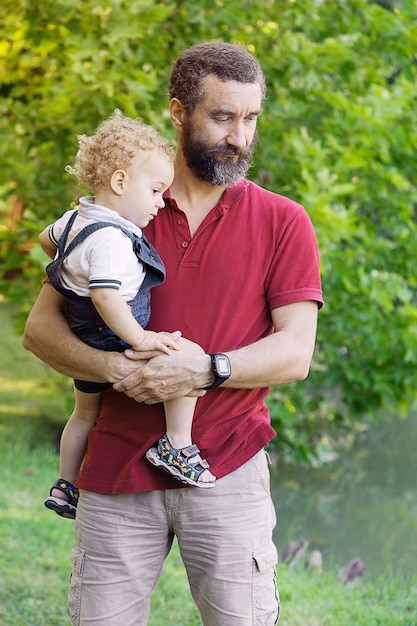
[177,219,184,225]
[181,241,188,248]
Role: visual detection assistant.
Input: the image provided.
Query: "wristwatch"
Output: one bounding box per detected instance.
[203,353,231,390]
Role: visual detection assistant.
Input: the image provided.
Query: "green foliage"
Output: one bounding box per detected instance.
[1,0,417,461]
[256,0,417,462]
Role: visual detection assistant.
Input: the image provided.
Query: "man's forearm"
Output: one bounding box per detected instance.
[23,283,122,383]
[223,300,318,389]
[114,301,319,404]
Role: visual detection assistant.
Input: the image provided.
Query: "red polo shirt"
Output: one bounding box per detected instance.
[77,179,323,493]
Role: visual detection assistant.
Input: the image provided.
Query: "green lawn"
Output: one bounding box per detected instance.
[1,301,416,625]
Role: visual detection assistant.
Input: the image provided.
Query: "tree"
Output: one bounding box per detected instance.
[1,0,416,461]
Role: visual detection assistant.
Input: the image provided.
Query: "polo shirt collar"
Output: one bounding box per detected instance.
[164,178,248,211]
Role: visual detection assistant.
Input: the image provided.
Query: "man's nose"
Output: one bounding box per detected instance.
[226,122,247,150]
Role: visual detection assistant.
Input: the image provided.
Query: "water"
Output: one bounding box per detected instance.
[270,412,417,580]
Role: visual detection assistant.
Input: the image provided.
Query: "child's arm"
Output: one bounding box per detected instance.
[39,225,58,259]
[90,288,179,355]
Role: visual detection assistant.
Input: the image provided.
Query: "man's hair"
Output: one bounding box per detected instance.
[169,42,266,113]
[66,109,174,192]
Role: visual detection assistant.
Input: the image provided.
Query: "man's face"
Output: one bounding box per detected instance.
[180,75,262,186]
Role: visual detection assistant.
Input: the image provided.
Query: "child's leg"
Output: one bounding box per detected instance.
[163,396,215,485]
[51,388,101,499]
[153,337,215,485]
[164,395,197,450]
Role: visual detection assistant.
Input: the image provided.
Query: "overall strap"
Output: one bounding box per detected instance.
[52,215,165,290]
[56,219,138,262]
[56,210,79,256]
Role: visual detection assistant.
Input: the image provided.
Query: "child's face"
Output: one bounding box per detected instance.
[118,152,174,228]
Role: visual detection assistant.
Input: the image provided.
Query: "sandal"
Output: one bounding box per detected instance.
[146,435,215,489]
[44,478,79,519]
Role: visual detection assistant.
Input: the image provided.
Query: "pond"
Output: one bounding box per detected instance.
[270,411,417,580]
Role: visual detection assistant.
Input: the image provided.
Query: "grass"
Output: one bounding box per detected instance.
[1,301,417,625]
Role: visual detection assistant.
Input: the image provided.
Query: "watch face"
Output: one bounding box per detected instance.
[216,355,231,376]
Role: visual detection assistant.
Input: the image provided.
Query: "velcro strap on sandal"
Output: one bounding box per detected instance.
[181,444,200,459]
[196,459,210,469]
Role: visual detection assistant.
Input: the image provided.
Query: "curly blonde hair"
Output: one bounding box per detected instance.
[66,110,175,192]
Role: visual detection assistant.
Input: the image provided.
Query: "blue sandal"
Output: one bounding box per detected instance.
[44,478,79,519]
[146,436,215,489]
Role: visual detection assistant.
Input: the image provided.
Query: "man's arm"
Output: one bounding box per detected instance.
[113,300,319,404]
[228,300,318,387]
[23,283,143,383]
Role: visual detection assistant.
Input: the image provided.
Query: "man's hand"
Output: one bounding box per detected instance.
[113,350,209,404]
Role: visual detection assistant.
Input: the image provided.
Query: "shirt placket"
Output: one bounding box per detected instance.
[174,214,191,259]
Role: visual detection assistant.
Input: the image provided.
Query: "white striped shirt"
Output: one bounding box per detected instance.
[48,197,146,300]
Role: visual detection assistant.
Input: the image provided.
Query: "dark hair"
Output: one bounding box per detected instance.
[169,42,266,112]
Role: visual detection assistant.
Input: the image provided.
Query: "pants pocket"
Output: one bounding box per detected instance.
[67,545,85,626]
[253,543,280,625]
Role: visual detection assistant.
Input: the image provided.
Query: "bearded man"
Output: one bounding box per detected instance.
[24,41,323,626]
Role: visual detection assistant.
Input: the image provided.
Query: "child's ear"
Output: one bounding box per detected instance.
[110,169,126,195]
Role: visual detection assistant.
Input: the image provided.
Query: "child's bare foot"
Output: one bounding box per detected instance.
[146,435,216,488]
[51,486,69,500]
[189,455,216,483]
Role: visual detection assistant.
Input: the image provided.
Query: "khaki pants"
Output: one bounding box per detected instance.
[68,450,280,625]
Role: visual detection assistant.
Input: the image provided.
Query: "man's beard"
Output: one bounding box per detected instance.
[181,121,257,186]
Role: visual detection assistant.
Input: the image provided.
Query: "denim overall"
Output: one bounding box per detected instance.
[46,211,166,393]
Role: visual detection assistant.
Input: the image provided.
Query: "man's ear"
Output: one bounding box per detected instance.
[170,98,187,131]
[110,169,126,195]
